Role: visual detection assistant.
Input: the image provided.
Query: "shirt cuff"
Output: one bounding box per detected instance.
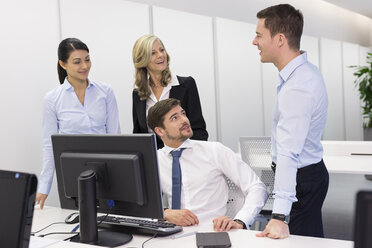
[234,212,254,229]
[37,182,52,195]
[272,198,293,216]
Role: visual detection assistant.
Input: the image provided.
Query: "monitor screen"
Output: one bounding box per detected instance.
[0,170,37,248]
[52,134,163,219]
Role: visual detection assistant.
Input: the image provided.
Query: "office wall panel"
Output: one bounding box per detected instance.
[214,18,264,151]
[359,46,371,66]
[0,0,60,205]
[59,0,150,134]
[320,38,345,140]
[152,7,217,141]
[0,2,59,171]
[301,35,319,68]
[342,42,362,141]
[262,64,278,136]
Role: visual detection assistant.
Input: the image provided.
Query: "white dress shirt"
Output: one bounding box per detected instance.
[39,78,121,195]
[271,51,328,215]
[145,74,179,133]
[158,139,268,227]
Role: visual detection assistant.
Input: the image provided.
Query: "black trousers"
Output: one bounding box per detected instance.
[289,159,329,237]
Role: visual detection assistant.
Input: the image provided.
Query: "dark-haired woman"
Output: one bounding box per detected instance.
[132,34,208,149]
[36,38,121,209]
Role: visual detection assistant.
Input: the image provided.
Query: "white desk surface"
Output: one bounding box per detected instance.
[32,206,353,248]
[323,155,372,174]
[248,155,372,175]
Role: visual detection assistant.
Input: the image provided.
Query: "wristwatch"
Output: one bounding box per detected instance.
[271,213,290,224]
[233,219,247,229]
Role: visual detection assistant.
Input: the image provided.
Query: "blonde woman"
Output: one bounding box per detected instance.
[132,34,208,148]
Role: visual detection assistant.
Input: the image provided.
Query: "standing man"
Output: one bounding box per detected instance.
[252,4,329,239]
[147,98,268,231]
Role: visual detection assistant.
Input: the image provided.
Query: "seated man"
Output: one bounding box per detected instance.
[147,98,268,231]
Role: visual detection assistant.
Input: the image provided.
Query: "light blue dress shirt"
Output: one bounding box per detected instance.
[38,78,121,195]
[271,52,328,215]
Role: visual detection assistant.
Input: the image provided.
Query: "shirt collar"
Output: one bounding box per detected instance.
[148,74,179,101]
[169,74,180,87]
[163,139,193,155]
[279,51,308,86]
[62,77,94,90]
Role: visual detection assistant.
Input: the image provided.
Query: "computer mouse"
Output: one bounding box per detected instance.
[65,212,79,224]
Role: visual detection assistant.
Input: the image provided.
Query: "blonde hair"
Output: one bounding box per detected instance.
[132,34,172,101]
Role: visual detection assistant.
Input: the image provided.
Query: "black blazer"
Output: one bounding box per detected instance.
[132,76,208,149]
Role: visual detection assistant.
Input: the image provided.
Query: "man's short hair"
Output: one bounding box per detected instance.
[257,4,303,50]
[147,98,181,131]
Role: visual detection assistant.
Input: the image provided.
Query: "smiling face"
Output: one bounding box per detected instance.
[147,40,168,76]
[252,18,279,64]
[155,105,193,147]
[59,49,91,84]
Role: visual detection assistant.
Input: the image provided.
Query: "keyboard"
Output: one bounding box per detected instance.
[97,215,183,236]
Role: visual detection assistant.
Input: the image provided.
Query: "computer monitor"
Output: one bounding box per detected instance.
[0,169,37,248]
[52,134,164,247]
[354,191,372,248]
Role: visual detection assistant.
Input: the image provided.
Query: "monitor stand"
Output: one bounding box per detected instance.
[70,170,133,246]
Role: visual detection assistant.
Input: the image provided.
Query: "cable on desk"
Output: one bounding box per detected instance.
[142,233,157,248]
[63,233,80,241]
[31,222,65,235]
[97,200,114,226]
[38,231,79,237]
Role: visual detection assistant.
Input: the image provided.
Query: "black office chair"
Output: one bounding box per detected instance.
[354,191,372,248]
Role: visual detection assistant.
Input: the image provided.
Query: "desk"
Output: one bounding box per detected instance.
[32,206,354,248]
[242,140,372,175]
[322,141,372,175]
[249,155,372,174]
[323,155,372,174]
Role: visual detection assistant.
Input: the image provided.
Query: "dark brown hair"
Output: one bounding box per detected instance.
[57,38,89,84]
[257,4,303,50]
[147,98,181,131]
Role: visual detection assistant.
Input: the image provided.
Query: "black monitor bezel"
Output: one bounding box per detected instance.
[52,134,164,220]
[0,170,37,248]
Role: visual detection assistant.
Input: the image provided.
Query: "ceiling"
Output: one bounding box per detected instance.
[323,0,372,19]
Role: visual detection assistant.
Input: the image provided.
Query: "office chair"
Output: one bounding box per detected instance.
[238,136,274,230]
[225,177,245,219]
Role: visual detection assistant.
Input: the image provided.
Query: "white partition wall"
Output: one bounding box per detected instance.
[301,35,319,67]
[59,0,150,134]
[359,46,371,66]
[0,1,60,170]
[214,18,264,151]
[342,42,362,141]
[261,63,278,136]
[152,7,217,141]
[0,0,60,206]
[320,38,345,140]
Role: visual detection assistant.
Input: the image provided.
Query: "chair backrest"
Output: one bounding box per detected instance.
[225,176,245,218]
[225,136,274,218]
[239,136,274,212]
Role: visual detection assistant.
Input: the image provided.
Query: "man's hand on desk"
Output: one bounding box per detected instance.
[256,219,289,239]
[35,193,48,209]
[164,209,199,226]
[212,216,244,232]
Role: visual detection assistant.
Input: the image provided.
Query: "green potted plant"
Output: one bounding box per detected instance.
[351,52,372,140]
